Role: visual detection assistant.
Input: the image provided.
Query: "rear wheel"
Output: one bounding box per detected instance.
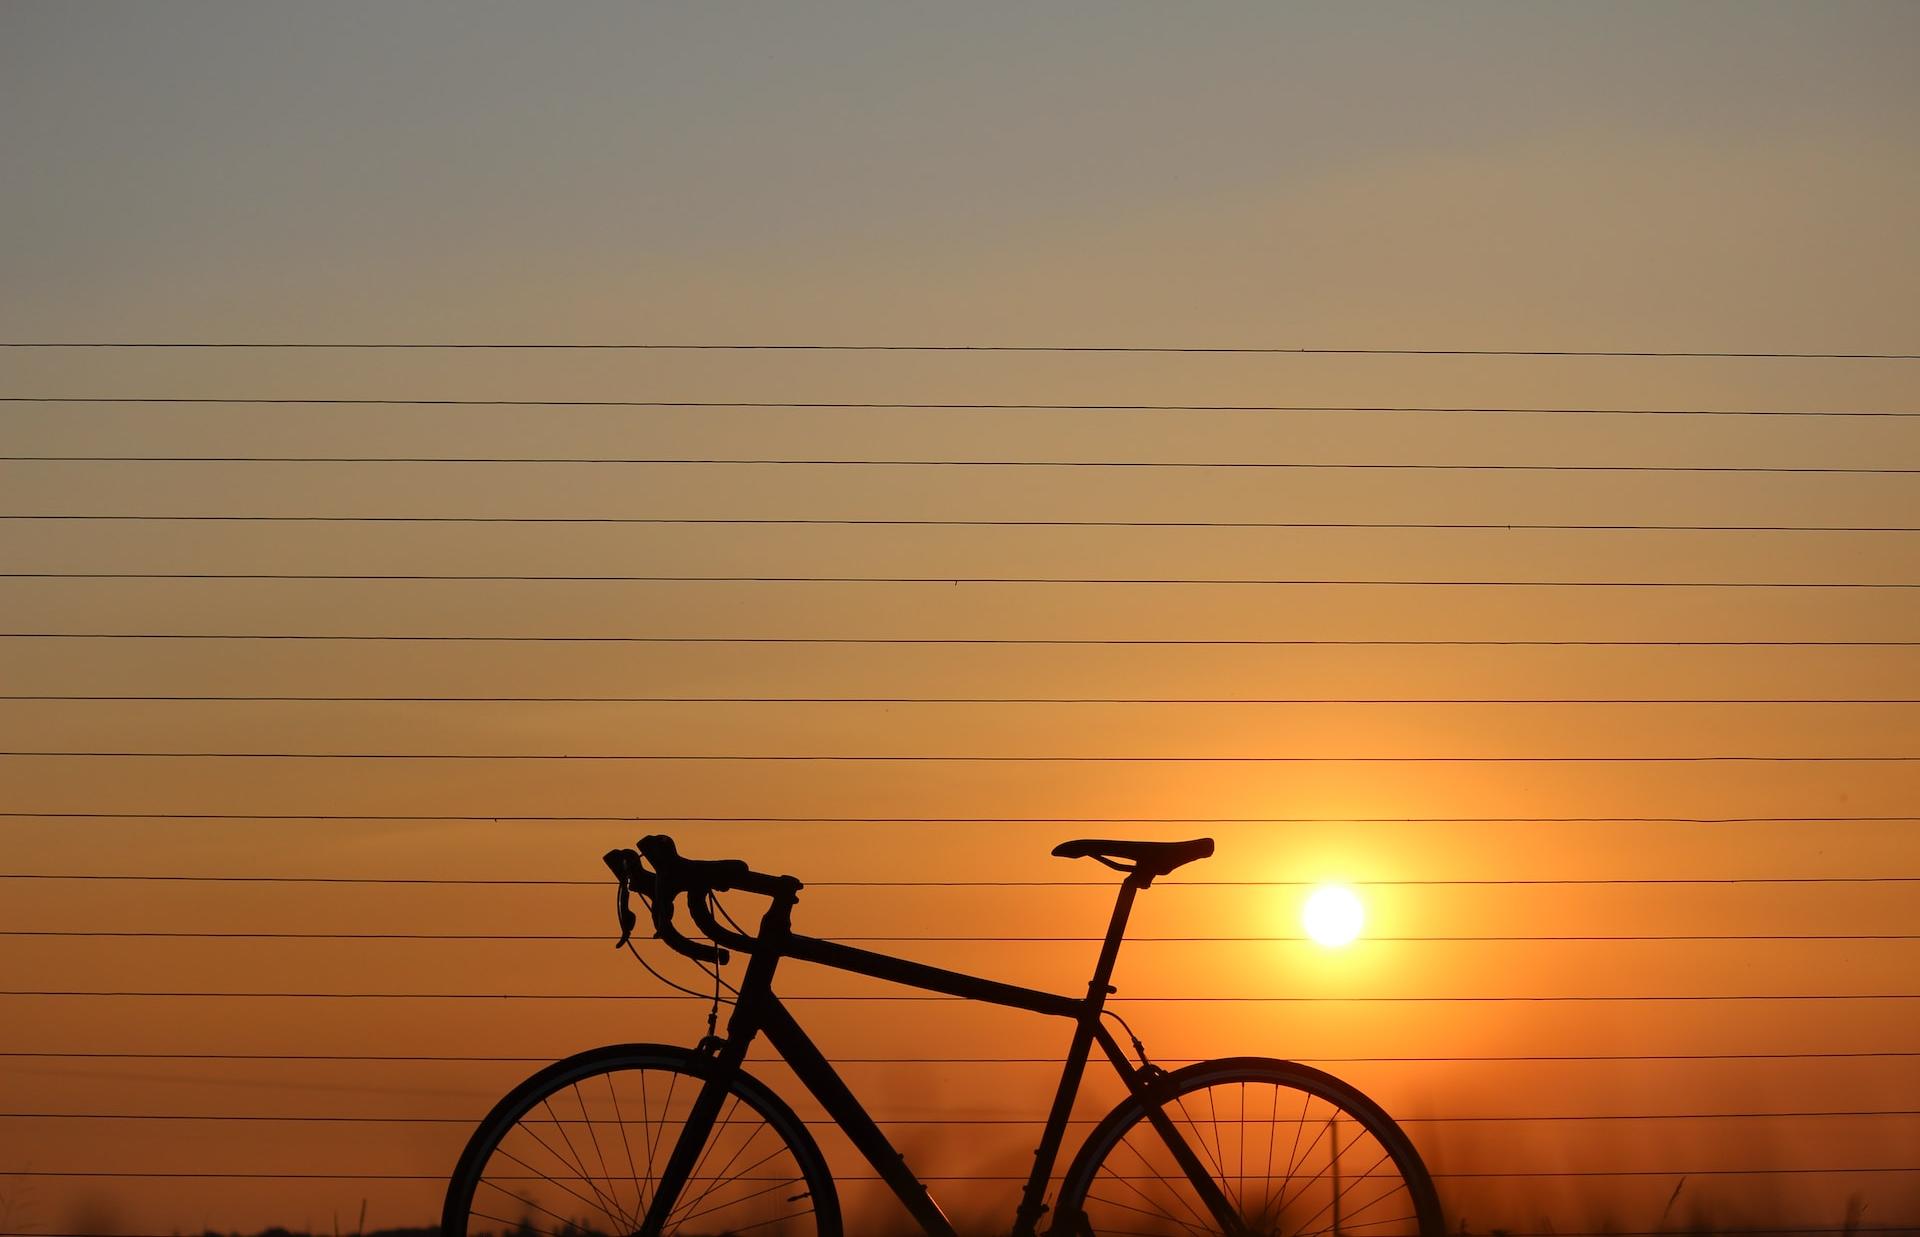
[1053,1057,1442,1237]
[443,1043,840,1236]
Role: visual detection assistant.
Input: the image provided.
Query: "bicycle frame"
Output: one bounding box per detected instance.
[640,870,1244,1237]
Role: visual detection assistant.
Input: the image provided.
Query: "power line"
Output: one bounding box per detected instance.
[6,454,1918,474]
[8,572,1919,588]
[0,1167,1913,1180]
[8,1050,1915,1064]
[2,750,1911,762]
[6,633,1914,647]
[43,1229,1906,1237]
[5,990,1918,1002]
[6,1108,1916,1125]
[10,514,1920,533]
[9,930,1915,943]
[9,1230,1894,1237]
[5,341,1917,359]
[3,812,1913,824]
[7,874,1914,887]
[7,395,1919,418]
[4,694,1914,704]
[1484,1230,1920,1236]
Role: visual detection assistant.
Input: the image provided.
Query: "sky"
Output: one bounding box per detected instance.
[2,3,1918,1234]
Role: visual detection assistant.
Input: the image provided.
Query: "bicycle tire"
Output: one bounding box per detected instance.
[1052,1056,1443,1237]
[442,1042,842,1237]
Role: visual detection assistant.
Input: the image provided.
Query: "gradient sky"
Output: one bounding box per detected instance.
[2,4,1918,1233]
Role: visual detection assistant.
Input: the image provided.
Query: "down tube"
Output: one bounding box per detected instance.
[758,994,961,1237]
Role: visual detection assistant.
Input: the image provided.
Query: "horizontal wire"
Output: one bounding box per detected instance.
[25,1231,1889,1237]
[9,572,1920,589]
[1,1227,1915,1237]
[26,1231,1895,1237]
[19,1231,1906,1237]
[5,455,1919,474]
[7,930,1915,943]
[6,341,1918,359]
[10,513,1920,533]
[1481,1231,1920,1236]
[5,695,1918,705]
[7,345,1912,1206]
[4,812,1910,824]
[4,395,1920,419]
[11,395,1920,424]
[6,1109,1916,1125]
[7,1050,1914,1064]
[1,1168,1913,1180]
[1373,1231,1920,1237]
[6,991,1917,1002]
[2,751,1912,762]
[6,633,1915,647]
[7,874,1915,887]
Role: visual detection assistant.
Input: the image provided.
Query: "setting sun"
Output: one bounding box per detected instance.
[1302,884,1366,948]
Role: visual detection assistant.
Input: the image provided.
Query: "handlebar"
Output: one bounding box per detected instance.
[602,835,803,965]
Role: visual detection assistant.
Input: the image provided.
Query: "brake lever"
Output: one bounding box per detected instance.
[603,849,641,949]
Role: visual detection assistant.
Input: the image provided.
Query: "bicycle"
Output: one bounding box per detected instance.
[443,834,1444,1237]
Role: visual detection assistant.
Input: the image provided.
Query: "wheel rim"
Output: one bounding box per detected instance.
[1072,1073,1432,1237]
[454,1057,826,1236]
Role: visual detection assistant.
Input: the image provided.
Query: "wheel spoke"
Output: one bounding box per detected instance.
[1300,1111,1382,1226]
[724,1205,821,1235]
[478,1159,613,1233]
[666,1093,742,1223]
[1083,1189,1220,1236]
[669,1102,773,1226]
[648,1064,682,1171]
[605,1069,645,1222]
[1287,1144,1396,1237]
[571,1079,631,1227]
[1237,1080,1246,1217]
[1322,1163,1415,1232]
[448,1053,833,1237]
[502,1112,628,1228]
[1268,1108,1336,1224]
[1067,1066,1437,1237]
[675,1168,810,1230]
[469,1204,573,1237]
[1173,1089,1231,1185]
[1320,1214,1420,1234]
[538,1094,628,1224]
[1109,1129,1214,1232]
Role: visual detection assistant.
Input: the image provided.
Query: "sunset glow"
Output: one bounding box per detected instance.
[4,6,1917,1235]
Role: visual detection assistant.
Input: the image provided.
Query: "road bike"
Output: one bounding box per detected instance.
[443,834,1444,1236]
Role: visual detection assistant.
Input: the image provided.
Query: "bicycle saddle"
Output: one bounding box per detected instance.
[1051,837,1214,884]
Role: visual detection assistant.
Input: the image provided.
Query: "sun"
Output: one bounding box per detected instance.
[1302,884,1365,948]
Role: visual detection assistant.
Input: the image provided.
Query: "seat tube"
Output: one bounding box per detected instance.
[1013,874,1145,1237]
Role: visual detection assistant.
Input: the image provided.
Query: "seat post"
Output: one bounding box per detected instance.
[1088,872,1147,998]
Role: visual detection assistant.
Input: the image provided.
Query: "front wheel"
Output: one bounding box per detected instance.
[442,1043,841,1237]
[1053,1057,1443,1237]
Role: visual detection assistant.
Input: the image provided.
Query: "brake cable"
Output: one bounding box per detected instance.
[1102,1008,1159,1075]
[622,937,718,1002]
[711,891,751,938]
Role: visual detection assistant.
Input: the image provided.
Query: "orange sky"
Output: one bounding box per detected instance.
[3,4,1919,1233]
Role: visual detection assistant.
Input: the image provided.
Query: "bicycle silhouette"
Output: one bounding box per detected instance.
[444,834,1443,1236]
